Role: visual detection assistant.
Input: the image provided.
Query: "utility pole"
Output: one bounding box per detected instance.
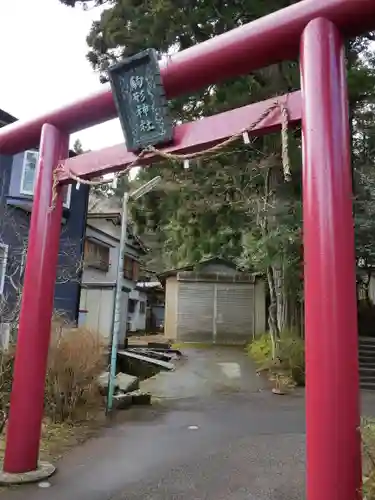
[107,176,161,412]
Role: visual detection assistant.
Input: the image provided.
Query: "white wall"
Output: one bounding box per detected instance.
[80,217,144,339]
[79,287,115,339]
[82,220,137,291]
[128,288,147,332]
[369,275,375,304]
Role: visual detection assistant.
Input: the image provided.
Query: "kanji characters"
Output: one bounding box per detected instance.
[132,90,146,103]
[140,120,155,132]
[136,103,150,117]
[130,75,144,90]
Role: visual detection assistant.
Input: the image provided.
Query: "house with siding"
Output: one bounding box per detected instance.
[79,195,148,343]
[136,280,165,332]
[0,108,90,331]
[160,257,266,344]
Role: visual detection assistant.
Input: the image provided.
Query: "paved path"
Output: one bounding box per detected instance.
[2,347,375,500]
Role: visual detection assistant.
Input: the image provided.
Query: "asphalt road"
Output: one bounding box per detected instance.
[2,347,374,500]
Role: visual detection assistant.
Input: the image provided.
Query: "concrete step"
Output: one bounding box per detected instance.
[359,363,375,370]
[358,352,375,361]
[359,359,375,367]
[359,343,375,349]
[359,349,375,356]
[358,354,375,365]
[359,341,375,390]
[361,381,375,391]
[359,350,375,358]
[359,375,375,384]
[360,367,375,375]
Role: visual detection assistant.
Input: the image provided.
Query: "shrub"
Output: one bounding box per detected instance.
[0,348,15,410]
[0,316,106,426]
[247,330,305,386]
[361,417,375,499]
[278,332,305,386]
[247,334,272,365]
[45,322,106,423]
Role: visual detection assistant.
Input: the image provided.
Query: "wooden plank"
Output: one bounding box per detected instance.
[117,350,175,371]
[128,348,173,362]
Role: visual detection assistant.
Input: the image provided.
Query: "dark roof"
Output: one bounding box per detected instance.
[0,108,17,127]
[158,257,239,280]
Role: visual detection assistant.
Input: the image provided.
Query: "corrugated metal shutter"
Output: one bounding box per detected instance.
[177,282,214,342]
[215,283,254,344]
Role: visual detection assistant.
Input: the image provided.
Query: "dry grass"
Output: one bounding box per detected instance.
[0,317,108,468]
[0,320,108,492]
[45,322,106,423]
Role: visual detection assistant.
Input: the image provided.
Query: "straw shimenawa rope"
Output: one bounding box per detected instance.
[49,101,291,211]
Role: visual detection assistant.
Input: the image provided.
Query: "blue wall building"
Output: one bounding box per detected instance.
[0,108,89,325]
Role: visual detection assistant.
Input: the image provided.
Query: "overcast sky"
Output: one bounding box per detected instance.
[0,0,124,151]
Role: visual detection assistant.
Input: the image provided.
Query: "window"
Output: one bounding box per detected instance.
[20,151,38,195]
[84,240,110,272]
[20,150,72,207]
[123,256,140,281]
[139,301,146,314]
[0,244,9,295]
[128,299,136,314]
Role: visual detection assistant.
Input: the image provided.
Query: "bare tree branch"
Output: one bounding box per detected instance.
[0,202,83,333]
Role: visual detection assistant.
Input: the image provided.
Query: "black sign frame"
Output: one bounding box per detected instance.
[108,49,173,152]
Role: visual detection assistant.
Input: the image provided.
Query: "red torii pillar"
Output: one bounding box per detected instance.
[301,18,361,499]
[3,125,68,475]
[0,1,372,498]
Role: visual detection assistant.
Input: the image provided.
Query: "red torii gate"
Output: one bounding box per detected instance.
[0,0,373,498]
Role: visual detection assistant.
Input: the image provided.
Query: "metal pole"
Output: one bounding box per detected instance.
[107,191,128,412]
[300,18,361,500]
[3,124,68,473]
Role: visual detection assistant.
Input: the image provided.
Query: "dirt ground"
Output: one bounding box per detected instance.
[0,411,107,466]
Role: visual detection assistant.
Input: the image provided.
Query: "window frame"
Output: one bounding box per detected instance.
[123,255,140,281]
[0,244,9,296]
[20,150,72,208]
[84,239,110,272]
[20,150,38,196]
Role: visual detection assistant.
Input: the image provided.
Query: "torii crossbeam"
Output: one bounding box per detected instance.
[0,1,373,499]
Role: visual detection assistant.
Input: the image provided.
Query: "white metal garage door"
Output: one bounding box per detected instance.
[177,282,214,343]
[176,281,254,344]
[215,283,254,344]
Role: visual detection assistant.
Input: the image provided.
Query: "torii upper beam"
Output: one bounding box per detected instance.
[0,0,373,154]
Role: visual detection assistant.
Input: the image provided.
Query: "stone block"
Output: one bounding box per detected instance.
[129,390,152,406]
[116,372,139,393]
[113,393,133,410]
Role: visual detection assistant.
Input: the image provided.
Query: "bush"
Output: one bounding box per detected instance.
[0,348,15,410]
[247,330,305,386]
[45,322,106,423]
[278,333,305,386]
[361,417,375,499]
[247,334,272,364]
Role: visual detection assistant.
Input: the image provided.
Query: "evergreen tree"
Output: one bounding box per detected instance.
[60,0,375,335]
